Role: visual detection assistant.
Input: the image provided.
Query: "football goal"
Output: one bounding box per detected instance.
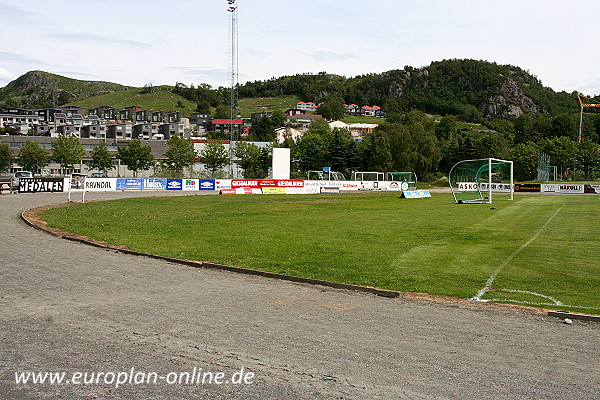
[386,172,417,189]
[308,170,346,181]
[449,158,513,204]
[351,171,385,181]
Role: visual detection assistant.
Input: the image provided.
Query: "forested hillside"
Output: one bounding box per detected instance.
[239,59,580,122]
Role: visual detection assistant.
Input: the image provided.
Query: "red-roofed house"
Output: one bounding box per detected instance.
[296,101,318,111]
[211,119,246,135]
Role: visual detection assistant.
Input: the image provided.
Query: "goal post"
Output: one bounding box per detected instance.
[351,171,385,181]
[386,172,417,189]
[449,158,513,204]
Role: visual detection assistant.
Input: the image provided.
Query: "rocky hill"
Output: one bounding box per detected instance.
[0,70,131,108]
[238,59,580,121]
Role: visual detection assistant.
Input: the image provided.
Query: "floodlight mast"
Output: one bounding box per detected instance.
[227,0,238,176]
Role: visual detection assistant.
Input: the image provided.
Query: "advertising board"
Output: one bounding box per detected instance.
[142,178,167,191]
[182,179,199,191]
[85,178,116,191]
[514,183,541,192]
[585,184,600,194]
[116,178,142,191]
[457,182,478,191]
[166,179,182,190]
[479,183,512,192]
[200,180,216,190]
[18,178,65,193]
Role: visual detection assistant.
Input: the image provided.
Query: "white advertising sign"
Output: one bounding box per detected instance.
[458,182,479,191]
[85,178,117,191]
[479,183,512,193]
[215,179,232,190]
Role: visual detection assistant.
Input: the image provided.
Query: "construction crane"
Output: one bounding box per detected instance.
[577,93,600,142]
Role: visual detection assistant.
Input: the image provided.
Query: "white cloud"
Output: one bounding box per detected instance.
[0,66,15,83]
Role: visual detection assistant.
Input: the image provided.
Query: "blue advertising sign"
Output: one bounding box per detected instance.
[199,179,216,190]
[116,178,142,191]
[142,178,167,190]
[166,179,182,190]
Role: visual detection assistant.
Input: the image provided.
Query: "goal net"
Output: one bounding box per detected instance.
[449,158,513,204]
[351,171,385,181]
[386,172,417,189]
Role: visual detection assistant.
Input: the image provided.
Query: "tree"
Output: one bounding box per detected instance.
[233,141,262,178]
[540,136,577,175]
[196,100,210,113]
[89,142,114,173]
[316,96,345,121]
[51,135,86,175]
[199,140,230,177]
[117,140,154,177]
[328,128,358,173]
[164,135,196,177]
[435,115,458,140]
[510,142,539,181]
[295,133,327,172]
[17,140,49,173]
[0,143,12,173]
[368,130,393,172]
[214,104,230,119]
[576,141,600,179]
[513,113,534,143]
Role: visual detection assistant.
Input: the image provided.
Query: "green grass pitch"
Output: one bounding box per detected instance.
[41,192,600,314]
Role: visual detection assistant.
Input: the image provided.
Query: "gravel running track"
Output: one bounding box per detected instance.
[1,191,599,399]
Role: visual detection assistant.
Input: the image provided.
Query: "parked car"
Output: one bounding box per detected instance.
[90,172,108,178]
[11,171,33,190]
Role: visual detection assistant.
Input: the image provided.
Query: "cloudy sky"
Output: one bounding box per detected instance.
[1,0,599,95]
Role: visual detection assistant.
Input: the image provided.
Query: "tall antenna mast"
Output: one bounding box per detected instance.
[227,0,238,141]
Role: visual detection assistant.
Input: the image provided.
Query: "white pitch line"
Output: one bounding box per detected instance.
[472,207,563,301]
[497,289,563,306]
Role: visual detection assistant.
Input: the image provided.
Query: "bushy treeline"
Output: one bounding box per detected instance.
[268,110,600,181]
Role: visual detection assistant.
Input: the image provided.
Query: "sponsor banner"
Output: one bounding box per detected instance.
[542,184,584,193]
[401,190,421,199]
[230,179,304,188]
[251,188,263,194]
[18,177,65,193]
[199,179,216,190]
[277,180,304,187]
[117,178,142,191]
[514,183,541,192]
[166,179,182,190]
[182,179,199,191]
[379,181,408,191]
[417,190,432,198]
[320,187,340,193]
[231,180,261,188]
[85,178,116,191]
[220,189,236,195]
[234,187,254,194]
[215,179,232,190]
[142,178,167,191]
[480,183,512,193]
[262,187,287,194]
[303,186,320,194]
[286,187,308,194]
[584,184,600,194]
[557,184,584,194]
[458,182,478,191]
